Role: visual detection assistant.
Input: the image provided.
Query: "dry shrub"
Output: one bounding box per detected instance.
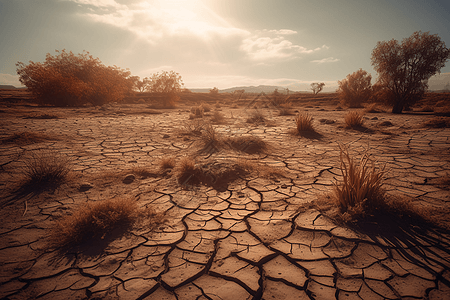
[237,159,285,179]
[16,49,132,107]
[295,113,315,133]
[49,198,147,248]
[246,110,266,124]
[176,156,201,186]
[225,135,267,154]
[160,156,176,170]
[278,102,295,116]
[201,103,212,112]
[20,150,71,191]
[210,110,226,124]
[183,119,205,135]
[334,146,386,218]
[344,111,364,128]
[190,105,204,118]
[419,105,434,112]
[364,103,384,113]
[423,117,450,128]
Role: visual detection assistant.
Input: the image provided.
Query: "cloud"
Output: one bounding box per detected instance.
[0,74,22,87]
[68,0,249,44]
[240,35,327,61]
[311,57,340,64]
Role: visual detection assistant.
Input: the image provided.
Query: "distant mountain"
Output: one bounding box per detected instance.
[0,85,17,89]
[189,85,296,94]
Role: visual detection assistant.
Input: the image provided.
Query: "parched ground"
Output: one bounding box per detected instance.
[1,92,450,299]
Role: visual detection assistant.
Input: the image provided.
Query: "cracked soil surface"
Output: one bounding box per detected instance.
[1,95,450,299]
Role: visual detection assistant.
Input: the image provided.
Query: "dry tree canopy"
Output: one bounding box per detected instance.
[371,31,450,113]
[16,49,134,107]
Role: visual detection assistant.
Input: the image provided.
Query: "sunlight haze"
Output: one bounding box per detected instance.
[1,0,449,90]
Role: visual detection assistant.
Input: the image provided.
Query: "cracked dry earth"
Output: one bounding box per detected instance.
[1,103,450,300]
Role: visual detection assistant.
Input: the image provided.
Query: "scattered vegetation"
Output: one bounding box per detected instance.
[16,50,133,107]
[49,198,160,249]
[294,113,315,133]
[311,82,325,95]
[160,156,176,170]
[210,110,226,124]
[225,135,267,154]
[338,69,373,108]
[371,31,450,113]
[246,109,266,124]
[20,150,71,191]
[333,147,386,219]
[344,111,365,129]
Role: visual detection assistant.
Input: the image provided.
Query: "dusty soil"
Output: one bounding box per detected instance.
[1,90,450,299]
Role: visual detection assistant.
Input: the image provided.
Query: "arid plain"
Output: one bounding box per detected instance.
[1,89,450,299]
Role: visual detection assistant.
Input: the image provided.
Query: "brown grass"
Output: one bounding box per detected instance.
[20,150,71,191]
[210,110,226,124]
[225,136,267,154]
[246,110,266,124]
[49,198,160,249]
[294,113,314,133]
[176,156,200,185]
[333,146,386,217]
[364,103,385,113]
[344,111,365,129]
[160,156,176,170]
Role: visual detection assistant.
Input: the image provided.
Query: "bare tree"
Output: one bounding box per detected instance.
[371,31,450,113]
[338,69,372,108]
[311,82,325,95]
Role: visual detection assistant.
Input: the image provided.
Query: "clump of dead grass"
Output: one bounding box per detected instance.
[246,110,266,124]
[225,136,267,154]
[344,111,365,129]
[295,113,315,133]
[160,156,176,170]
[364,103,384,113]
[334,146,386,218]
[210,110,226,124]
[49,198,162,249]
[20,150,71,191]
[189,105,204,119]
[176,156,201,186]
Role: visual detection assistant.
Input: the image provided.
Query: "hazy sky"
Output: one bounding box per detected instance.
[1,0,449,90]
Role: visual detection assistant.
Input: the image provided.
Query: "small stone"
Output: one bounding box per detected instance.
[79,182,94,192]
[122,174,135,184]
[163,134,170,138]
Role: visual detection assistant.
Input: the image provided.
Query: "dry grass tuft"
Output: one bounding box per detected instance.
[190,105,204,119]
[344,111,365,129]
[246,110,266,124]
[20,150,71,191]
[334,146,386,217]
[364,103,384,113]
[160,156,176,170]
[210,110,226,124]
[176,156,201,186]
[295,113,315,133]
[50,198,137,247]
[226,136,267,154]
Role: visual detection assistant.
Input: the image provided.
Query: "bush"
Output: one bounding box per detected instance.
[338,69,372,108]
[50,198,139,248]
[21,150,71,190]
[295,113,315,133]
[334,147,386,216]
[16,50,133,106]
[344,111,364,128]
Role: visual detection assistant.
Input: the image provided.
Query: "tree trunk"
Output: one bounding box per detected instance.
[391,99,404,114]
